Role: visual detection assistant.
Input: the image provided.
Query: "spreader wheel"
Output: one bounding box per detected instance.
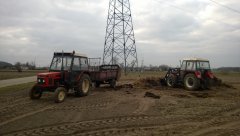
[110,79,116,88]
[95,81,101,88]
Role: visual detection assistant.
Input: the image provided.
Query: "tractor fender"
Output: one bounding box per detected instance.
[76,71,90,82]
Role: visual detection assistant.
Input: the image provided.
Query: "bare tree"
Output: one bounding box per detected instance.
[15,62,22,72]
[159,64,169,71]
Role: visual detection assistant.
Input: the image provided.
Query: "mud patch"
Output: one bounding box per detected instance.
[144,92,160,99]
[220,82,236,89]
[134,77,164,88]
[211,77,235,89]
[119,84,134,88]
[125,90,132,94]
[114,84,134,91]
[171,94,191,98]
[190,92,211,98]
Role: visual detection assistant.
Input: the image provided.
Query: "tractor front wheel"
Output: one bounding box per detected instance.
[184,74,200,91]
[166,74,177,87]
[29,84,42,99]
[54,87,67,103]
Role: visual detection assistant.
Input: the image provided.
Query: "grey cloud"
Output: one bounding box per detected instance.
[0,0,239,67]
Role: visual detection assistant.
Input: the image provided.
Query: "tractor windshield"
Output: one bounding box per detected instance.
[50,56,72,71]
[197,61,210,70]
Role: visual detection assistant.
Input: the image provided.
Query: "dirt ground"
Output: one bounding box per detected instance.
[0,72,240,136]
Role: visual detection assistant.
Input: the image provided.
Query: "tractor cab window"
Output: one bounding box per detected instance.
[186,61,196,71]
[50,56,72,71]
[197,61,210,69]
[72,57,81,71]
[180,61,186,70]
[80,57,88,70]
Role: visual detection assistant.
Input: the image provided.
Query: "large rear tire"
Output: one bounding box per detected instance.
[75,74,91,97]
[54,87,66,103]
[29,84,42,99]
[166,74,177,87]
[184,74,200,91]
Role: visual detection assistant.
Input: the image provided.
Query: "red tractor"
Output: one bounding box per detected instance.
[29,51,121,103]
[164,58,216,90]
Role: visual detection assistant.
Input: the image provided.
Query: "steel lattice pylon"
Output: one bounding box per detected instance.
[103,0,138,73]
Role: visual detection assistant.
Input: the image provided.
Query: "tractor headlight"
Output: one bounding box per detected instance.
[38,78,45,84]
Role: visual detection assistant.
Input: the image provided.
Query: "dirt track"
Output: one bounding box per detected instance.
[0,78,240,136]
[0,76,36,88]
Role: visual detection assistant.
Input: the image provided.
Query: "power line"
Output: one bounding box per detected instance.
[152,0,239,29]
[153,0,194,17]
[208,0,240,14]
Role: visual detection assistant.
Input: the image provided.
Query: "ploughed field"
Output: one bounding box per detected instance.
[0,72,240,136]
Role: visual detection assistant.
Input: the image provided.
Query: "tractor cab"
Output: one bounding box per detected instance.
[180,58,210,71]
[49,52,88,72]
[37,51,88,89]
[180,58,213,79]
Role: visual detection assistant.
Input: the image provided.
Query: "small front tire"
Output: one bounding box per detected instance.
[166,74,177,87]
[29,84,42,99]
[54,87,67,103]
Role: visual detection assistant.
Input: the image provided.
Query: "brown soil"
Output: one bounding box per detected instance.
[0,76,240,136]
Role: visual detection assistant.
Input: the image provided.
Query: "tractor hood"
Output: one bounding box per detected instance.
[37,72,61,79]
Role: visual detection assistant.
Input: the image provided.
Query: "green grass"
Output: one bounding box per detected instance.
[0,71,239,94]
[121,71,240,85]
[214,71,240,77]
[0,82,35,94]
[214,71,240,81]
[213,71,240,89]
[0,70,46,80]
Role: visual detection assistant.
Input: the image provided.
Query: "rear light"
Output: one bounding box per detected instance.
[195,71,201,78]
[206,71,214,79]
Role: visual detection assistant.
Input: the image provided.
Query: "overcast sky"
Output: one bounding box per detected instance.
[0,0,239,68]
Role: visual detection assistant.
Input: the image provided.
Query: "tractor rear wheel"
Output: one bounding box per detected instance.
[29,84,42,99]
[166,74,177,87]
[54,87,66,103]
[75,74,91,97]
[184,74,200,91]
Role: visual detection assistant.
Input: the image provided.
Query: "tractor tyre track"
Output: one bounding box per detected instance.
[2,115,194,136]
